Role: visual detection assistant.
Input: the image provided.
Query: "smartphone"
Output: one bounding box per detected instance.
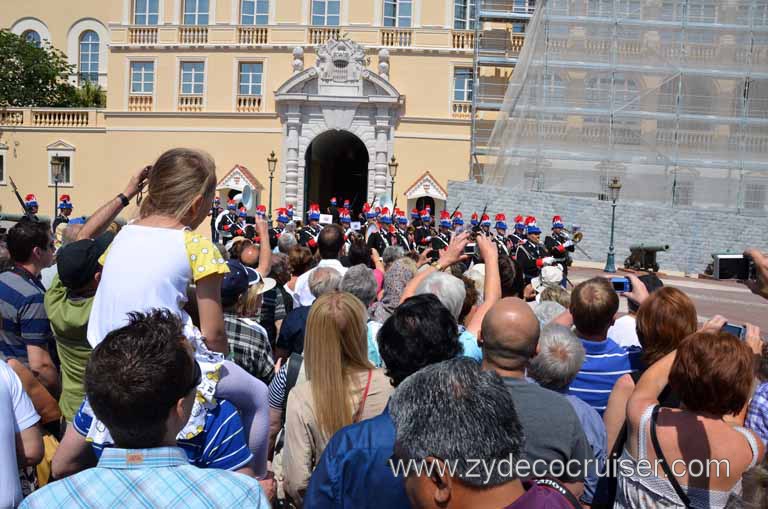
[611,277,632,293]
[464,243,477,256]
[722,323,746,340]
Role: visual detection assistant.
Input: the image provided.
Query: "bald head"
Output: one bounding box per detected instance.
[240,245,259,268]
[481,298,541,370]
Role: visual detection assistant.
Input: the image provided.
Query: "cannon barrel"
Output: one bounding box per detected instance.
[628,244,669,252]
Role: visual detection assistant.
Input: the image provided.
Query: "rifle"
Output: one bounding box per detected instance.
[449,202,462,219]
[8,177,32,218]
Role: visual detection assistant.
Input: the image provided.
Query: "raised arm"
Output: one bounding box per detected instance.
[466,234,500,336]
[255,218,272,278]
[400,232,469,304]
[77,166,151,241]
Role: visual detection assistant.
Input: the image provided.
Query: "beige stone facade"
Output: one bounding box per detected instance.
[0,0,514,221]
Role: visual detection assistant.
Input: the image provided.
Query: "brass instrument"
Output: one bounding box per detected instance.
[563,226,583,244]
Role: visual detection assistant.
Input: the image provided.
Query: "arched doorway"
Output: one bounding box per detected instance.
[304,130,369,217]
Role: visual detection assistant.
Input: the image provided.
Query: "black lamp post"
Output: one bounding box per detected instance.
[267,150,277,220]
[603,176,623,273]
[388,155,398,203]
[51,157,64,218]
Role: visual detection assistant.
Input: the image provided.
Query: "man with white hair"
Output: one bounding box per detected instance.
[402,232,501,362]
[528,325,607,506]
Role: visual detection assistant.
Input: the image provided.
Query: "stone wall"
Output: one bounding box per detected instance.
[447,181,767,275]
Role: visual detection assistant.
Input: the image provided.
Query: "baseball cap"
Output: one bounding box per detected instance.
[221,260,250,302]
[57,232,115,290]
[531,265,563,294]
[245,266,276,295]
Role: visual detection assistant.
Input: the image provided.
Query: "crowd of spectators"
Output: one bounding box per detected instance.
[2,147,768,508]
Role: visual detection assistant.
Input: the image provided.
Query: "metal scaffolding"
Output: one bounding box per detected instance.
[482,0,768,214]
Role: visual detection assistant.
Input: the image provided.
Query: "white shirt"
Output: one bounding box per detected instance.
[608,314,641,348]
[39,265,58,291]
[293,259,348,306]
[0,360,40,508]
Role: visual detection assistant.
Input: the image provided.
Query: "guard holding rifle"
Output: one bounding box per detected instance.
[367,207,392,254]
[414,209,433,252]
[269,208,291,249]
[544,215,575,281]
[493,214,510,257]
[394,209,413,251]
[432,210,452,253]
[516,217,554,284]
[300,203,322,249]
[509,215,527,251]
[52,195,73,233]
[216,199,239,243]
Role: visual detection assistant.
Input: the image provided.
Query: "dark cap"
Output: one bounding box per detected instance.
[57,232,115,290]
[221,260,250,302]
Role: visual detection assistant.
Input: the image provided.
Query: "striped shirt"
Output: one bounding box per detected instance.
[567,337,642,415]
[0,268,53,364]
[18,446,268,509]
[73,399,253,471]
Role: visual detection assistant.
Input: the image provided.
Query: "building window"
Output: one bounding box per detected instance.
[79,31,100,83]
[454,0,477,29]
[131,62,155,94]
[662,1,715,23]
[180,62,205,95]
[745,182,767,210]
[22,30,41,47]
[453,68,473,102]
[134,0,160,24]
[49,156,72,186]
[738,4,768,26]
[312,0,340,26]
[241,0,269,24]
[238,62,263,95]
[384,0,412,28]
[183,0,209,25]
[587,0,641,18]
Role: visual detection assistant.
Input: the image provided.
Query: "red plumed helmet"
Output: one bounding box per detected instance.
[495,213,506,222]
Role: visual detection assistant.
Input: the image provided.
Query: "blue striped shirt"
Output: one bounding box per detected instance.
[567,337,642,415]
[18,446,268,509]
[0,268,53,364]
[73,399,253,471]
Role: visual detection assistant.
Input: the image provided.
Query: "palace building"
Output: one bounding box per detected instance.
[0,0,529,220]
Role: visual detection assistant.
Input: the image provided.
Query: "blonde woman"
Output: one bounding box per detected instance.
[282,292,393,505]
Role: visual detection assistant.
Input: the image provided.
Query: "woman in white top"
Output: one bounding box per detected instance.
[616,322,765,508]
[79,149,269,477]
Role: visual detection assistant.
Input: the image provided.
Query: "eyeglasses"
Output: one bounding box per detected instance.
[182,360,202,398]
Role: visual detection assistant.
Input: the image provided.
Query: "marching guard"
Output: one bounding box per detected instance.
[508,215,527,252]
[544,215,575,281]
[53,195,73,233]
[299,203,322,249]
[269,208,291,249]
[414,209,433,252]
[394,209,413,251]
[452,211,465,233]
[209,197,223,243]
[493,214,510,257]
[215,200,240,243]
[367,207,392,254]
[515,217,553,284]
[432,210,453,253]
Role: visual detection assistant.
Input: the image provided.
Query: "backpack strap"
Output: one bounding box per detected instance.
[531,478,581,509]
[281,352,304,420]
[649,405,691,506]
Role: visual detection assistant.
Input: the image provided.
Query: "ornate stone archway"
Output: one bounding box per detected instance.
[275,39,404,215]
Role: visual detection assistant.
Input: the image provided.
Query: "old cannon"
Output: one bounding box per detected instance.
[624,244,670,273]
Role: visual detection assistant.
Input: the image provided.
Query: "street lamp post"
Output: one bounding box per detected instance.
[267,151,277,220]
[51,158,63,218]
[603,176,623,273]
[388,155,398,203]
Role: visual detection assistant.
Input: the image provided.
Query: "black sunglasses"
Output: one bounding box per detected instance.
[182,360,202,397]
